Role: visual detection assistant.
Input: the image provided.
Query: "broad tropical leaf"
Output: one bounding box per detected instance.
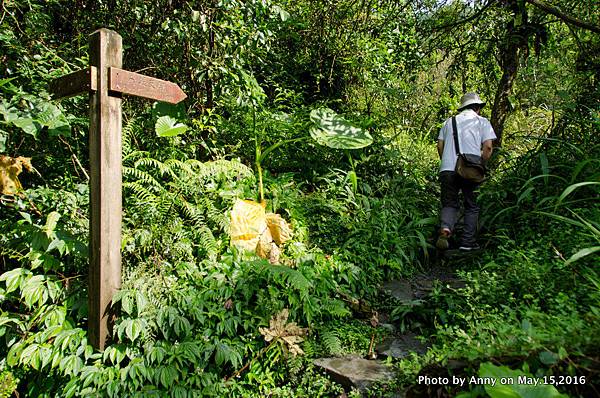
[155,116,188,137]
[309,108,372,149]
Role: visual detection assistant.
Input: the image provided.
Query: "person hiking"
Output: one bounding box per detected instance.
[436,92,496,251]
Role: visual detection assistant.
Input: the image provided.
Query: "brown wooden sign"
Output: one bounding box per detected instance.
[109,68,187,104]
[50,66,97,99]
[50,28,186,351]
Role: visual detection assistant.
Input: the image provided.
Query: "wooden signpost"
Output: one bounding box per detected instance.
[50,28,186,350]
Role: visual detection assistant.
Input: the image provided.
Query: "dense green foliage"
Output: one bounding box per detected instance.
[1,0,598,397]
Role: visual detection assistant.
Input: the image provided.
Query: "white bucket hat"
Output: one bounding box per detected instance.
[458,92,486,110]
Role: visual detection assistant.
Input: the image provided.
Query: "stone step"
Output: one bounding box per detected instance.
[381,272,465,303]
[375,332,428,359]
[314,356,395,392]
[381,280,416,305]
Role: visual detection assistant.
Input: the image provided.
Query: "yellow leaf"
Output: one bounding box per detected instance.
[229,200,293,261]
[230,199,268,253]
[0,155,32,195]
[265,213,292,245]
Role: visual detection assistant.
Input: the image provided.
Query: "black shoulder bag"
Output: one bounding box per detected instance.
[452,116,486,184]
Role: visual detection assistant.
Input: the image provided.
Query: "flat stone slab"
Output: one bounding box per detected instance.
[382,272,466,302]
[314,356,395,391]
[381,280,414,304]
[412,274,466,298]
[376,333,428,359]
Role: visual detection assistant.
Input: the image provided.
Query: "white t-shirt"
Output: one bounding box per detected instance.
[438,109,497,172]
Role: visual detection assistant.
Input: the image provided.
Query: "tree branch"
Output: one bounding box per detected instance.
[432,0,495,31]
[419,0,495,56]
[526,0,600,34]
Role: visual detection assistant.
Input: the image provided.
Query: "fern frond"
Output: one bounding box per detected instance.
[170,226,188,243]
[155,192,177,220]
[202,197,227,230]
[196,159,254,183]
[123,167,164,190]
[269,266,312,292]
[123,150,151,164]
[124,182,158,205]
[122,117,140,155]
[179,200,205,226]
[164,159,195,179]
[195,225,218,259]
[122,155,257,264]
[321,330,342,355]
[322,299,351,318]
[134,157,177,179]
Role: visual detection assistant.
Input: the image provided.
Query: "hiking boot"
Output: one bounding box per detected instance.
[459,244,481,251]
[436,229,451,250]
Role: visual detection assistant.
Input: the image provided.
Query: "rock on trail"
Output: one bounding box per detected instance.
[314,356,395,392]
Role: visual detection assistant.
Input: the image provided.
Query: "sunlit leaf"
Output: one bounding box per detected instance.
[564,246,600,266]
[155,116,188,137]
[309,108,373,149]
[11,117,40,137]
[36,102,70,137]
[0,268,30,293]
[123,318,145,342]
[44,211,60,238]
[6,341,24,367]
[479,362,568,398]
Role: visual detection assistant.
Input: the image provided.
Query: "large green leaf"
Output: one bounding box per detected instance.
[0,100,19,122]
[44,211,61,238]
[309,108,372,149]
[155,116,188,137]
[11,117,40,137]
[479,362,568,398]
[36,102,70,137]
[0,99,70,138]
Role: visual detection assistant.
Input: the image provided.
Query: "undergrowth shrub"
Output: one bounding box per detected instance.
[386,132,600,396]
[1,153,363,396]
[280,168,437,288]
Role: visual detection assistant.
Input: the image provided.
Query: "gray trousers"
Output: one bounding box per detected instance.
[439,171,479,246]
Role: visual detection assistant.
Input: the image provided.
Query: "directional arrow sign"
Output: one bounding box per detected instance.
[50,67,186,105]
[109,67,187,104]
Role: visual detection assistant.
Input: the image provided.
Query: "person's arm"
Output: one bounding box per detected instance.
[437,139,444,159]
[482,139,493,161]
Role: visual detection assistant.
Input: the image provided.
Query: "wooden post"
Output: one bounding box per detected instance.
[88,29,122,350]
[50,28,186,351]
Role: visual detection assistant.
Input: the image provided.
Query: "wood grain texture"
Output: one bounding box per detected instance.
[50,66,97,99]
[109,67,187,104]
[88,28,122,351]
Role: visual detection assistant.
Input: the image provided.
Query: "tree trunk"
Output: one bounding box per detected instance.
[205,15,215,110]
[490,1,530,147]
[490,42,521,147]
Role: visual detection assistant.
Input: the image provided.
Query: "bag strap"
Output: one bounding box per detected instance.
[451,116,461,155]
